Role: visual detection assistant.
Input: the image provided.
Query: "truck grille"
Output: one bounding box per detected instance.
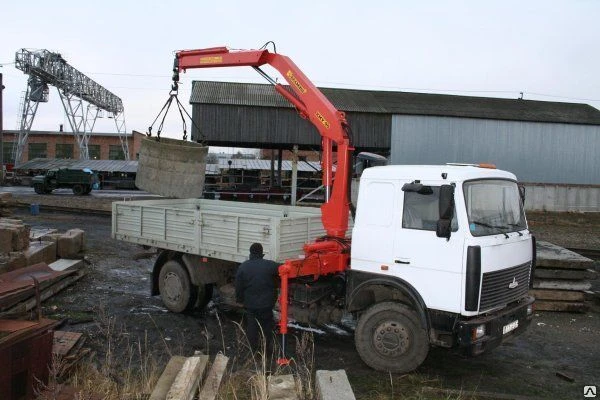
[479,262,531,312]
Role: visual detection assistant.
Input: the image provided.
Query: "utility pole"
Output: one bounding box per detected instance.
[1,73,4,180]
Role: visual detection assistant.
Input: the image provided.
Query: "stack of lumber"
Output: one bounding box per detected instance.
[531,241,597,313]
[52,331,90,381]
[149,353,228,400]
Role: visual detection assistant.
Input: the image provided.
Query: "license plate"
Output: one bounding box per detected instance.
[503,320,519,335]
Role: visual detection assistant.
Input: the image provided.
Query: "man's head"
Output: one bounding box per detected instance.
[249,243,264,258]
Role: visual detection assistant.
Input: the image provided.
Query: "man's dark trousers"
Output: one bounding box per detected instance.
[246,307,274,353]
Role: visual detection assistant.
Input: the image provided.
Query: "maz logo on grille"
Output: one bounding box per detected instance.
[508,277,519,289]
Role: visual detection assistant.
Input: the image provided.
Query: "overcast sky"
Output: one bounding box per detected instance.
[1,0,599,146]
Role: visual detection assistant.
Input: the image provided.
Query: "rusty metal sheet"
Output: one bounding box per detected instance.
[0,263,74,309]
[0,319,38,333]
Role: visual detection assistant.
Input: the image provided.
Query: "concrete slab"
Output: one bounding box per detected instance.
[49,259,84,272]
[149,355,187,400]
[30,228,58,241]
[316,370,355,400]
[536,241,594,270]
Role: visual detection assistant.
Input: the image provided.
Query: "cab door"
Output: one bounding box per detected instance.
[392,183,465,314]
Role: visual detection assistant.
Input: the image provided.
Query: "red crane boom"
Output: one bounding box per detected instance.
[174,46,354,363]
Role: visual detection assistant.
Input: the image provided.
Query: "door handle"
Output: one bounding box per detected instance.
[395,259,410,264]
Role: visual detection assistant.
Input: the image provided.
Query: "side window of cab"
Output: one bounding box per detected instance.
[402,186,458,231]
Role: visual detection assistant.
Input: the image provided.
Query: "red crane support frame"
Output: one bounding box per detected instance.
[175,46,353,360]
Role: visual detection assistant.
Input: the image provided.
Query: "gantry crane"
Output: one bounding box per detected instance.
[13,49,129,165]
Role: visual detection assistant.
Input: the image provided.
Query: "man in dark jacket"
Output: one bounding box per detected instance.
[235,243,280,353]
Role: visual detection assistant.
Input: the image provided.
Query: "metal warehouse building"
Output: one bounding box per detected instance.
[190,81,600,211]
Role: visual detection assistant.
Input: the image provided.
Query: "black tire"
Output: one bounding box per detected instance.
[195,284,214,310]
[84,185,92,195]
[34,183,45,194]
[355,302,429,373]
[73,184,84,195]
[158,260,198,313]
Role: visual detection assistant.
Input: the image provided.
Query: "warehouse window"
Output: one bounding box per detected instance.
[28,143,47,160]
[88,145,101,160]
[2,142,15,164]
[109,145,125,160]
[56,144,74,159]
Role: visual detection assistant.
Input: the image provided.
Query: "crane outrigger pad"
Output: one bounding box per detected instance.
[135,137,208,198]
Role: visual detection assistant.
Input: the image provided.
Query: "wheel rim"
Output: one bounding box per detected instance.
[163,271,183,303]
[373,320,410,357]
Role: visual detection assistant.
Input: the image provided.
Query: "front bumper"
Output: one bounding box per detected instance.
[456,296,535,356]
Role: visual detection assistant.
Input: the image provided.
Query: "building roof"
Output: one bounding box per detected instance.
[190,81,600,125]
[14,158,322,174]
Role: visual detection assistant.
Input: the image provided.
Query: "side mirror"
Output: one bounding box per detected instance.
[439,184,455,219]
[436,219,451,239]
[437,184,455,239]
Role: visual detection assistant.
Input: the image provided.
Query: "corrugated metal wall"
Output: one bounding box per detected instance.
[191,104,391,151]
[390,115,600,185]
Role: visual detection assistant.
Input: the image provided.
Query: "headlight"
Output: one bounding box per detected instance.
[471,324,486,340]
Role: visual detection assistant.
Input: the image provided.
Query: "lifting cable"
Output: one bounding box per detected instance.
[147,80,206,144]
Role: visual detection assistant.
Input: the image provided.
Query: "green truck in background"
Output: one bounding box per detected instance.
[32,168,100,195]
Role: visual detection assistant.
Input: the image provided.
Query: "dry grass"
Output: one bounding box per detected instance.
[38,307,468,400]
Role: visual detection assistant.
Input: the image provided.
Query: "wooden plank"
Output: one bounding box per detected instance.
[268,375,299,400]
[529,289,585,302]
[534,268,596,280]
[536,241,593,270]
[198,353,229,400]
[149,356,187,400]
[533,280,591,291]
[316,370,356,400]
[534,301,589,313]
[166,355,209,400]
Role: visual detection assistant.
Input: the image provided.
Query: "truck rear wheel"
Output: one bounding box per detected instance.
[158,260,198,313]
[355,302,429,373]
[34,183,45,194]
[73,184,84,195]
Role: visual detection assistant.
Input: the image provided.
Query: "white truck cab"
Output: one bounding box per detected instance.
[348,164,535,370]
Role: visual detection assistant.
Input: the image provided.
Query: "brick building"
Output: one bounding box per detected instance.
[1,130,145,164]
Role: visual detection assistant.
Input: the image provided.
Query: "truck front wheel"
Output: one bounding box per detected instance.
[158,260,198,313]
[355,302,429,373]
[73,184,84,195]
[34,183,45,194]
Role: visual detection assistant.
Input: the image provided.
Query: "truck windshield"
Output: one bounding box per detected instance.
[463,179,527,237]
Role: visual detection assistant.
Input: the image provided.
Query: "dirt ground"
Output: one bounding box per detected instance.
[5,199,600,399]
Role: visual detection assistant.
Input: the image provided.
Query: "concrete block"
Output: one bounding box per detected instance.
[268,375,299,400]
[0,228,12,254]
[67,228,86,251]
[0,252,27,274]
[0,220,30,252]
[57,230,85,258]
[315,370,355,400]
[24,241,57,266]
[30,228,58,241]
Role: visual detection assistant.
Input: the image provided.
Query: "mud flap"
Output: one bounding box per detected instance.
[135,136,208,198]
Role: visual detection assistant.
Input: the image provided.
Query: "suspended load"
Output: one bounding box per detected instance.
[135,137,208,198]
[137,73,208,198]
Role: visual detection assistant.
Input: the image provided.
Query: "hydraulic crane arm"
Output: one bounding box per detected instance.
[174,46,353,238]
